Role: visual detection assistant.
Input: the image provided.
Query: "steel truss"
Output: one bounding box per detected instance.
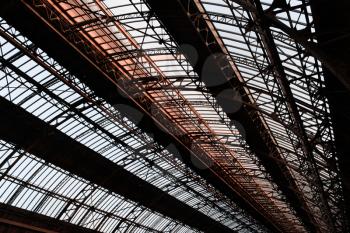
[0,95,231,233]
[0,15,267,233]
[212,0,350,91]
[144,0,346,232]
[0,0,346,232]
[13,0,309,231]
[201,0,344,231]
[0,204,99,233]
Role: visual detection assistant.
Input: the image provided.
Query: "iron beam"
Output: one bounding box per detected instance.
[225,0,350,91]
[248,0,334,231]
[0,1,275,230]
[310,0,350,228]
[0,203,98,233]
[0,96,235,233]
[144,0,317,231]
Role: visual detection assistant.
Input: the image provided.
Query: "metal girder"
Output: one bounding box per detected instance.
[0,204,98,233]
[310,0,350,228]
[144,0,320,232]
[222,0,350,92]
[0,96,235,233]
[0,1,279,231]
[247,0,334,231]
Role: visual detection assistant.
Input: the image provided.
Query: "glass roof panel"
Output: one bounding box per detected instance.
[0,17,267,233]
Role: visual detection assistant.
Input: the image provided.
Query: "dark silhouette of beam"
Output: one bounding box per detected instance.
[0,96,235,233]
[246,0,332,231]
[144,0,319,232]
[0,1,274,231]
[0,204,98,233]
[211,0,350,91]
[310,0,350,229]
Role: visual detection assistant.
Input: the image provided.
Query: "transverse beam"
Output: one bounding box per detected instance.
[0,96,235,233]
[0,204,98,233]
[0,1,275,231]
[144,0,318,231]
